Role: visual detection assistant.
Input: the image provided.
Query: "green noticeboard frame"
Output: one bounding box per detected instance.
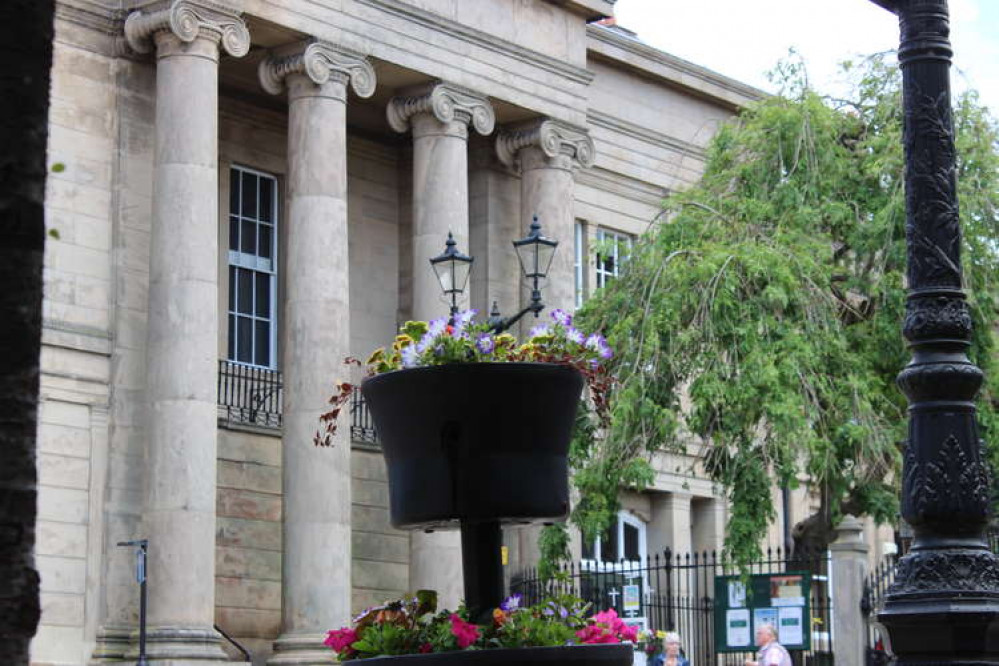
[713,571,811,653]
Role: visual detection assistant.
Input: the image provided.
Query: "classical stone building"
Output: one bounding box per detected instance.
[32,1,893,665]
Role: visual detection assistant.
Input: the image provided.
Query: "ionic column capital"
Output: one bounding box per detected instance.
[496,119,595,171]
[124,0,250,57]
[259,40,377,100]
[387,82,495,136]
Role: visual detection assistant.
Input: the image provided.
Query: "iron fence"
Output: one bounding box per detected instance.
[350,392,379,447]
[512,548,832,666]
[217,359,283,428]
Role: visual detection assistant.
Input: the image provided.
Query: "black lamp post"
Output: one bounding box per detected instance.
[868,0,999,662]
[429,231,473,323]
[489,216,559,333]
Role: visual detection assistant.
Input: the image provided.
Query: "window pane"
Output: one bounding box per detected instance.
[228,266,236,311]
[255,273,270,318]
[227,313,235,360]
[240,219,256,255]
[237,268,253,314]
[258,225,272,260]
[229,215,239,252]
[624,523,640,561]
[254,320,270,367]
[259,178,273,222]
[600,524,617,563]
[241,172,258,219]
[229,169,239,216]
[237,316,252,363]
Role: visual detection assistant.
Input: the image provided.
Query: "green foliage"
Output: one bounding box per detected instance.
[573,53,999,569]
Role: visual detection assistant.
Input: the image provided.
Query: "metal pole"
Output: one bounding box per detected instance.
[117,539,148,666]
[460,520,504,624]
[869,1,999,662]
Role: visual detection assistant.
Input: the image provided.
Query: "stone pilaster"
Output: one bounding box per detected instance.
[387,82,495,610]
[119,1,249,663]
[830,516,869,666]
[496,119,594,316]
[259,40,376,665]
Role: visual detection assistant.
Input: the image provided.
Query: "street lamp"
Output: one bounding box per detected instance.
[429,231,473,322]
[489,216,559,333]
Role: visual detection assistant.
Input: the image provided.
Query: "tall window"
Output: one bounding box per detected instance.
[582,511,647,568]
[228,166,278,368]
[595,228,633,290]
[574,221,585,308]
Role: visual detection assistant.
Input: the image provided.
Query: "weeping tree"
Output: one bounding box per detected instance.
[546,54,999,572]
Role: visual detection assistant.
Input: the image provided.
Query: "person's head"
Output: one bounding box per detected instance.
[663,632,681,656]
[755,623,777,648]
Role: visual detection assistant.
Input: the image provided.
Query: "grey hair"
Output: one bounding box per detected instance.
[664,631,681,644]
[758,623,778,640]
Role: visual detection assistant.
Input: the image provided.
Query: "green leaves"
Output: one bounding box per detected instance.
[571,52,999,568]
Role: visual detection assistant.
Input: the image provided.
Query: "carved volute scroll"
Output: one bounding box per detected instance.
[258,40,377,100]
[386,82,495,136]
[495,119,596,171]
[124,0,249,57]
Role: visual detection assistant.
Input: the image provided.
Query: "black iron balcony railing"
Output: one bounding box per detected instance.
[217,359,283,429]
[350,391,379,447]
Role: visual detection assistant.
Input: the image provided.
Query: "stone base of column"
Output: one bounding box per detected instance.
[123,626,234,663]
[267,634,336,665]
[90,625,132,662]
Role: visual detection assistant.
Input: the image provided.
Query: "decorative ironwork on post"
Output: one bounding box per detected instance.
[870,0,999,662]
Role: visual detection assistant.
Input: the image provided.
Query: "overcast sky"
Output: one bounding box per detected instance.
[613,0,999,114]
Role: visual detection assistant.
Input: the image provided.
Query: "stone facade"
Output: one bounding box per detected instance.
[29,1,895,665]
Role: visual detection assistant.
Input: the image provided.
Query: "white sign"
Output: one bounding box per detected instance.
[728,580,746,608]
[778,607,804,646]
[623,584,641,616]
[726,608,751,647]
[753,607,778,634]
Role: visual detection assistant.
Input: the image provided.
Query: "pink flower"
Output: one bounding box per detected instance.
[324,627,358,653]
[577,625,619,644]
[577,608,638,644]
[449,613,480,649]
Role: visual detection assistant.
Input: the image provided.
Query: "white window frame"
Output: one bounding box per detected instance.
[581,510,648,572]
[227,164,279,370]
[594,228,633,290]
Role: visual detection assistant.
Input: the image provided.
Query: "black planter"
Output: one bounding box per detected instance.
[357,644,633,666]
[361,363,584,529]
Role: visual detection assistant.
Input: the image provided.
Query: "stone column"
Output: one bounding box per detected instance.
[123,2,249,662]
[830,515,869,666]
[259,41,376,665]
[387,82,495,609]
[496,120,594,315]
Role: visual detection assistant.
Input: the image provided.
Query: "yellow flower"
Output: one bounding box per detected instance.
[366,348,386,365]
[656,630,667,640]
[392,334,414,351]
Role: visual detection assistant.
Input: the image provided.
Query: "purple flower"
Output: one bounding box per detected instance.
[453,309,478,337]
[500,593,522,611]
[566,327,585,345]
[528,324,550,339]
[585,333,614,360]
[427,318,447,338]
[551,309,572,327]
[401,345,419,368]
[475,334,496,355]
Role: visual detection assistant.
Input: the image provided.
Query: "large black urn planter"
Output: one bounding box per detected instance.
[357,644,633,666]
[360,362,584,529]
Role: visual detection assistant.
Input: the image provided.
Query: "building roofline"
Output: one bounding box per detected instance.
[586,23,766,111]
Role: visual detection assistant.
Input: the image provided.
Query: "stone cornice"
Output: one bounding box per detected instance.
[124,0,249,56]
[56,0,123,36]
[575,166,668,207]
[586,24,765,111]
[495,119,595,170]
[355,0,595,88]
[259,40,376,99]
[386,82,495,136]
[586,109,707,161]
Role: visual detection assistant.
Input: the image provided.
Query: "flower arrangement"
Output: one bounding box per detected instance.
[315,308,613,447]
[324,592,638,661]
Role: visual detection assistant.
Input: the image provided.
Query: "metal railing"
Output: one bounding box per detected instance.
[217,359,283,428]
[512,548,833,666]
[350,392,379,447]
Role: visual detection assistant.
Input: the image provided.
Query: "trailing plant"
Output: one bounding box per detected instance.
[315,308,614,447]
[570,52,999,570]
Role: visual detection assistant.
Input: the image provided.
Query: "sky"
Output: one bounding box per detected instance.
[613,0,999,114]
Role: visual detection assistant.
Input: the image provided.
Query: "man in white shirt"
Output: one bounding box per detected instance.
[745,624,792,666]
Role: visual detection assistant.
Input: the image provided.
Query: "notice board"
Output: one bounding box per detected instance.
[713,572,810,652]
